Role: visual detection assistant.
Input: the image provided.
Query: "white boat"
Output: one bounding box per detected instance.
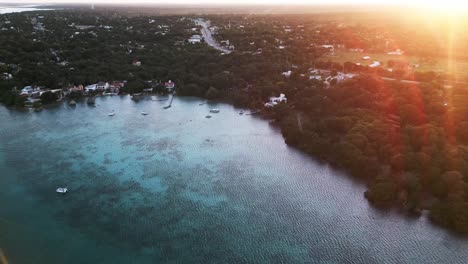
[141,112,148,115]
[56,187,68,194]
[108,111,115,116]
[210,109,220,113]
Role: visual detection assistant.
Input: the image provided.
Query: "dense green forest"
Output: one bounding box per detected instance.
[2,9,468,234]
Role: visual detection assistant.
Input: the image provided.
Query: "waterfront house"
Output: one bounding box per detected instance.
[97,82,109,90]
[40,89,65,100]
[20,86,35,95]
[265,93,287,107]
[109,81,125,93]
[70,85,83,92]
[85,84,97,92]
[132,60,142,66]
[271,94,287,104]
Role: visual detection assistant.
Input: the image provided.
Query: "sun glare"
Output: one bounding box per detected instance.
[423,0,468,13]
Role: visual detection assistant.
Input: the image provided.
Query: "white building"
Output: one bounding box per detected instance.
[21,86,33,94]
[265,94,287,107]
[321,45,334,50]
[97,82,109,90]
[282,71,292,78]
[188,35,202,44]
[369,61,381,68]
[310,75,322,81]
[85,84,97,92]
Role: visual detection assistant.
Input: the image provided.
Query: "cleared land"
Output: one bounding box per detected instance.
[326,50,468,80]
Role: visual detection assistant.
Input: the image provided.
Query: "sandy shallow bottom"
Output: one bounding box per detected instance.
[0,96,467,264]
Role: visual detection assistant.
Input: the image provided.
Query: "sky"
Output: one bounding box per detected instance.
[1,0,468,11]
[0,0,463,6]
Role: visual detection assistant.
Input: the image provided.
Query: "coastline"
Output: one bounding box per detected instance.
[6,91,464,235]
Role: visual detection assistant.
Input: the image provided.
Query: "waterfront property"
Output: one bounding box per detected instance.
[265,93,287,107]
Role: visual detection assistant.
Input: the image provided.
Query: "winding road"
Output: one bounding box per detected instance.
[195,18,232,54]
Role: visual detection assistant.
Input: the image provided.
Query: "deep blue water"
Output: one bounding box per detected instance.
[0,96,467,263]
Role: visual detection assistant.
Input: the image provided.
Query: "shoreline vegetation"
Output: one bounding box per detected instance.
[2,8,468,235]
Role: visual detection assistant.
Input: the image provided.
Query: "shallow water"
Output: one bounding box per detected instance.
[0,96,467,263]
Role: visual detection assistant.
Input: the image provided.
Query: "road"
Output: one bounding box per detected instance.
[381,77,455,88]
[381,77,421,85]
[195,19,232,54]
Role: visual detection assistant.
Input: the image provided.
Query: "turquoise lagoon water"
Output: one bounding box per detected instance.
[0,96,467,263]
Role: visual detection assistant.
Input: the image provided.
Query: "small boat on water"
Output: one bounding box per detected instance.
[239,111,244,115]
[141,112,148,115]
[210,109,220,113]
[56,187,68,194]
[205,115,212,118]
[108,111,115,116]
[163,105,171,109]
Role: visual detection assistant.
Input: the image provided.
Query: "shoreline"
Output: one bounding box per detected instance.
[6,93,467,236]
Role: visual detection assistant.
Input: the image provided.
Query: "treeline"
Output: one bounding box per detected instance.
[266,75,468,233]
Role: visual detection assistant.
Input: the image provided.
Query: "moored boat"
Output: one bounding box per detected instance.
[56,187,68,194]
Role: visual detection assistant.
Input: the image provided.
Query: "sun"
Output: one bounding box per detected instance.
[423,0,468,13]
